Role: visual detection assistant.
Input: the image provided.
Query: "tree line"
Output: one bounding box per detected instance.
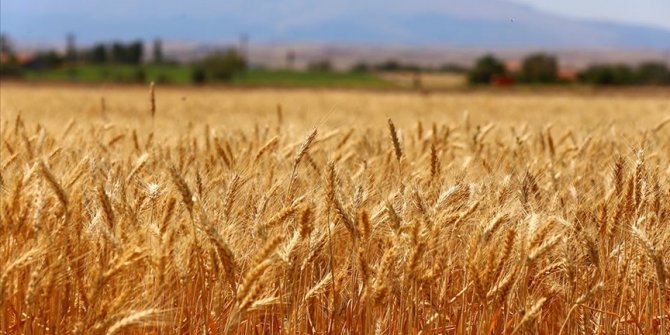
[83,41,145,64]
[0,34,249,83]
[2,33,668,86]
[468,53,670,86]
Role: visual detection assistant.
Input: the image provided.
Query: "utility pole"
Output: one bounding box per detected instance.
[286,50,296,69]
[239,33,249,62]
[66,33,77,62]
[153,38,164,64]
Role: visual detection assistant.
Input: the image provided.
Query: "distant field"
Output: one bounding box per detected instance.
[1,83,669,334]
[380,71,467,89]
[2,83,667,128]
[21,65,394,88]
[23,64,192,83]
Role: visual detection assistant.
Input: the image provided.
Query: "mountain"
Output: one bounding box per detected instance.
[2,0,670,49]
[247,0,670,48]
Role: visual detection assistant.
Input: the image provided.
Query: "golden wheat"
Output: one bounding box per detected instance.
[1,83,669,334]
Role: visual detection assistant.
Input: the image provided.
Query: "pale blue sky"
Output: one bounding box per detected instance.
[1,0,668,45]
[510,0,670,29]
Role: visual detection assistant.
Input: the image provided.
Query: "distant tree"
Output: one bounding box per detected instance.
[0,59,21,77]
[579,62,670,86]
[0,34,21,77]
[375,60,421,72]
[127,41,144,64]
[635,62,670,85]
[0,50,22,78]
[519,53,558,83]
[191,66,207,84]
[0,33,14,54]
[89,44,108,63]
[66,33,77,62]
[308,59,332,72]
[468,54,505,84]
[578,64,635,85]
[153,38,164,64]
[350,62,370,73]
[111,43,127,63]
[377,60,402,72]
[199,49,247,81]
[110,41,143,64]
[26,51,64,69]
[439,63,467,73]
[610,65,634,84]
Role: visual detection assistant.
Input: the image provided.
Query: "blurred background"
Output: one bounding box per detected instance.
[1,0,669,89]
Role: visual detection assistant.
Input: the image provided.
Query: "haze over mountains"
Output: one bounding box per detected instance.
[2,0,670,49]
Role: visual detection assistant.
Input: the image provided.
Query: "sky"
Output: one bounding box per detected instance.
[1,0,669,45]
[509,0,670,30]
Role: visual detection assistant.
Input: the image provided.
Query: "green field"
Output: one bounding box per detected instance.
[23,64,191,83]
[22,64,394,88]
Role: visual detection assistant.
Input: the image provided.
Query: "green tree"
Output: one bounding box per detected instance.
[127,41,144,64]
[350,62,370,73]
[578,64,635,85]
[520,53,558,83]
[66,33,77,62]
[439,63,467,73]
[199,49,247,82]
[635,62,670,85]
[110,41,143,64]
[0,56,22,77]
[377,60,402,72]
[111,43,127,63]
[29,51,64,69]
[89,44,108,63]
[1,33,14,54]
[0,34,22,77]
[375,60,421,72]
[308,59,332,72]
[468,54,505,84]
[191,66,207,84]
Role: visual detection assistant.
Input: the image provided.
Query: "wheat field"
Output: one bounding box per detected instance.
[1,83,669,334]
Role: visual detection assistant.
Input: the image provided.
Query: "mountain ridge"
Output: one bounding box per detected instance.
[3,0,669,49]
